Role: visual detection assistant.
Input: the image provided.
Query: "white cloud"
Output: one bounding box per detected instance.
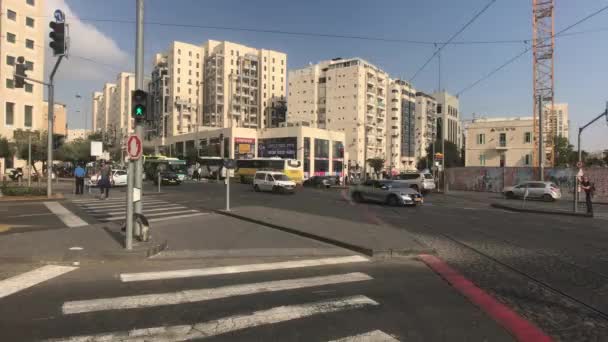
[45,0,131,81]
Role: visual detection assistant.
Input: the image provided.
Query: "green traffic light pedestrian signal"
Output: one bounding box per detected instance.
[134,104,144,117]
[131,90,148,121]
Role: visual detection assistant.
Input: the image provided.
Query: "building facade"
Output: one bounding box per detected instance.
[544,102,569,140]
[287,58,417,174]
[414,92,437,161]
[465,117,534,167]
[41,101,67,137]
[433,91,462,150]
[66,128,91,142]
[1,0,45,140]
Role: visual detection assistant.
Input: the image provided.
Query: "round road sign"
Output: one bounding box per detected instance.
[576,161,583,169]
[127,135,142,160]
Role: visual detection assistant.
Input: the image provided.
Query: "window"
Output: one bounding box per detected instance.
[524,132,531,143]
[196,63,199,68]
[25,83,33,93]
[177,68,180,74]
[26,17,35,28]
[26,39,34,49]
[477,133,485,145]
[25,61,33,71]
[6,78,15,89]
[7,33,16,43]
[499,133,506,147]
[178,49,181,55]
[178,58,181,64]
[188,61,192,66]
[479,154,486,166]
[7,10,17,20]
[188,51,192,57]
[27,0,35,5]
[24,105,33,127]
[524,154,531,166]
[6,56,15,66]
[5,102,15,126]
[436,104,442,114]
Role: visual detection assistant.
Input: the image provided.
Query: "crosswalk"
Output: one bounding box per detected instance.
[70,196,207,223]
[3,255,401,341]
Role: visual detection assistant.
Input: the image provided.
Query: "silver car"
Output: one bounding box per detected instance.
[350,180,423,206]
[503,181,562,201]
[393,172,436,193]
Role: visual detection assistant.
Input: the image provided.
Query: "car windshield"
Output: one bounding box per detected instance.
[424,174,433,179]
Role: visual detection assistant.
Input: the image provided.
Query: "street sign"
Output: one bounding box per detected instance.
[54,9,65,23]
[576,161,583,169]
[127,135,142,160]
[90,141,103,157]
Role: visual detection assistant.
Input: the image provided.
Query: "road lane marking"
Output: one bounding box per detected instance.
[148,213,208,222]
[0,265,78,299]
[43,202,88,228]
[120,255,370,282]
[49,295,378,341]
[99,209,199,221]
[419,254,552,342]
[329,330,400,342]
[90,205,186,216]
[7,213,54,218]
[63,272,372,314]
[79,200,166,209]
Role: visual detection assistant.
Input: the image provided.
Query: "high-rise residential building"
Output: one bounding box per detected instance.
[1,0,45,140]
[202,40,286,130]
[287,57,418,174]
[41,101,67,137]
[465,117,534,167]
[91,92,102,131]
[433,91,462,150]
[150,40,287,138]
[149,53,170,139]
[544,102,569,140]
[414,92,437,160]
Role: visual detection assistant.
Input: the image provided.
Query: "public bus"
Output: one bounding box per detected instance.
[235,158,303,184]
[196,156,224,179]
[143,155,188,182]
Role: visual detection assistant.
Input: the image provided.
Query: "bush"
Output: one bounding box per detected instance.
[0,186,47,196]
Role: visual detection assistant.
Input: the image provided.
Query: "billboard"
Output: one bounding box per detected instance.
[258,137,297,159]
[234,137,255,159]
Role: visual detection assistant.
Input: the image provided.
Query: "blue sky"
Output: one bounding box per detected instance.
[50,0,608,151]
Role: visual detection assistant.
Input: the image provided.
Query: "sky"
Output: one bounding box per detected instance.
[46,0,608,151]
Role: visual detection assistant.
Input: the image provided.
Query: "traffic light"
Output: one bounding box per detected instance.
[131,90,147,121]
[14,56,28,88]
[49,21,66,56]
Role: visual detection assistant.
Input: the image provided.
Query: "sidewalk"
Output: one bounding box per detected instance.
[216,205,432,257]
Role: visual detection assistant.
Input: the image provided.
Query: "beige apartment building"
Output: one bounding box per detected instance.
[288,57,417,174]
[66,128,91,142]
[41,101,67,136]
[466,117,534,167]
[1,0,45,141]
[91,91,102,131]
[149,40,287,138]
[544,102,569,140]
[433,91,462,150]
[414,92,437,160]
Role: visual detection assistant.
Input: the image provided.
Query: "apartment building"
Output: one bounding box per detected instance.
[433,91,462,150]
[387,80,417,171]
[202,40,286,130]
[1,0,45,140]
[414,92,437,160]
[66,128,91,142]
[149,54,169,138]
[91,92,102,131]
[544,102,569,140]
[466,117,534,167]
[40,101,67,137]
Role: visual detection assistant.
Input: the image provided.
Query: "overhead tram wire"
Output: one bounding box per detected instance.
[456,4,608,96]
[409,0,498,82]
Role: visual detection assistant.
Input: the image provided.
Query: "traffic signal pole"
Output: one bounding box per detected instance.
[46,56,63,198]
[134,0,145,217]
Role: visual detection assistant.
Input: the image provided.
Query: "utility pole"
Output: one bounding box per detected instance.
[538,95,544,181]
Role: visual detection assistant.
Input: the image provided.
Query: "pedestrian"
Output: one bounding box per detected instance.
[98,160,112,200]
[74,162,85,195]
[581,176,594,214]
[197,165,203,181]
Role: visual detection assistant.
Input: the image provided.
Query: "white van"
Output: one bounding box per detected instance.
[253,171,297,193]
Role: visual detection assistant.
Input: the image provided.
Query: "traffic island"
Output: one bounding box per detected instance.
[213,206,434,258]
[490,202,593,217]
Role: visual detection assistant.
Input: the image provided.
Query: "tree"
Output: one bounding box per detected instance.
[554,136,589,167]
[13,130,48,173]
[422,139,463,168]
[55,138,92,162]
[586,156,606,167]
[0,135,14,160]
[366,157,385,177]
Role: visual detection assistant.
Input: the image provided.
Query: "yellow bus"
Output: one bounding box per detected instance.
[236,158,303,184]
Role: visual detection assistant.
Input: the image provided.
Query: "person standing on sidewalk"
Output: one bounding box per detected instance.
[581,176,594,214]
[98,161,112,200]
[73,163,85,195]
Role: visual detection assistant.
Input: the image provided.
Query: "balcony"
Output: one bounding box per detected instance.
[496,141,508,150]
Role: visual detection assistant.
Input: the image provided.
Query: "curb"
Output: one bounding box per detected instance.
[213,209,433,258]
[490,202,593,218]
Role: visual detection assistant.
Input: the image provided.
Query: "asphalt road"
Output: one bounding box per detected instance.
[156,181,608,341]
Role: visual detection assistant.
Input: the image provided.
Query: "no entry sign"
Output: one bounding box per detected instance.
[127,135,142,160]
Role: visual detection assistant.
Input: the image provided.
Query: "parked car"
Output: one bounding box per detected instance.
[89,169,128,187]
[350,180,423,206]
[253,171,296,193]
[153,170,181,185]
[303,176,339,188]
[503,181,561,201]
[393,172,436,193]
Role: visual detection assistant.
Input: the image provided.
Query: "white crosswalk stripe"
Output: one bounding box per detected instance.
[0,265,77,299]
[70,196,207,223]
[44,256,400,341]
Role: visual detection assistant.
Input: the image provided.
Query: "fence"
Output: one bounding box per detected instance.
[446,167,608,202]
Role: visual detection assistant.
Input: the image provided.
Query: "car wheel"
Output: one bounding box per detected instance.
[352,192,363,202]
[505,191,515,199]
[542,194,554,202]
[253,184,260,192]
[272,186,280,193]
[387,195,400,206]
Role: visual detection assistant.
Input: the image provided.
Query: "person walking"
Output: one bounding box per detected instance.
[581,176,594,214]
[98,161,112,200]
[74,163,85,195]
